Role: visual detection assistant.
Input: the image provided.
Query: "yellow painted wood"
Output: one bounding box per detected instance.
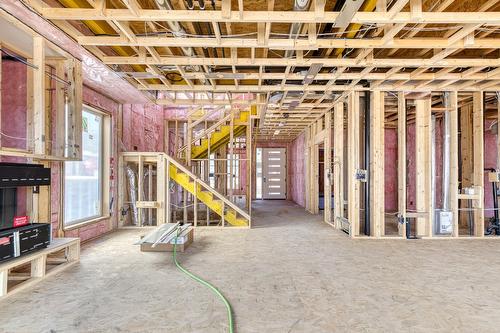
[168,164,248,226]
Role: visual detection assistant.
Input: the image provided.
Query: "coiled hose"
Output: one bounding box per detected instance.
[173,228,234,333]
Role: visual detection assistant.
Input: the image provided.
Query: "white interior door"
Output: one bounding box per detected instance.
[262,148,287,199]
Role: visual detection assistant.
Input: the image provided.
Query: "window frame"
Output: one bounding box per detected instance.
[62,104,111,230]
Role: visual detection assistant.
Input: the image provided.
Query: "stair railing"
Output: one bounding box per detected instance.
[177,112,233,155]
[164,153,251,223]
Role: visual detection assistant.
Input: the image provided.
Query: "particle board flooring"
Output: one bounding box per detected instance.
[1,200,500,332]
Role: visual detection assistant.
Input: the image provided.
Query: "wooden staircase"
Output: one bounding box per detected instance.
[168,158,249,226]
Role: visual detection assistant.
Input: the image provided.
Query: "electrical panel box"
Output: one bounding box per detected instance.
[435,210,453,234]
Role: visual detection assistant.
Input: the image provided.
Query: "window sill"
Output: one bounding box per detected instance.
[63,215,110,232]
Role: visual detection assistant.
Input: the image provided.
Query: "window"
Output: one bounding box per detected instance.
[227,154,240,190]
[64,107,106,226]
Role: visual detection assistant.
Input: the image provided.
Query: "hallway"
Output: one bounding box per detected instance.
[1,201,500,332]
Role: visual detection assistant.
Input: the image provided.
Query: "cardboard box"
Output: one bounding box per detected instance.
[140,228,193,253]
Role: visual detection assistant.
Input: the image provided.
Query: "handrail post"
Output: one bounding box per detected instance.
[194,178,198,227]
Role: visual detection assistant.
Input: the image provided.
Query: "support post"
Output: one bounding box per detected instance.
[33,37,46,155]
[449,91,459,237]
[333,101,344,227]
[473,91,484,237]
[370,90,385,237]
[415,97,432,237]
[348,92,361,236]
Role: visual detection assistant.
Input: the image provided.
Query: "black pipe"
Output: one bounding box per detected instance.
[364,91,370,236]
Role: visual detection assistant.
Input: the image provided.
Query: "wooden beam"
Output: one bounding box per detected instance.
[102,56,500,68]
[39,8,500,24]
[472,91,484,237]
[347,92,360,236]
[76,35,499,50]
[333,101,344,227]
[415,97,432,237]
[33,36,45,155]
[370,90,385,237]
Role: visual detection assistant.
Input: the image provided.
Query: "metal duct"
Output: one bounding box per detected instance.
[284,0,312,58]
[126,166,139,226]
[153,0,206,81]
[442,92,451,211]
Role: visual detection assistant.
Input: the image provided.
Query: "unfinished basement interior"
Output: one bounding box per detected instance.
[1,0,500,332]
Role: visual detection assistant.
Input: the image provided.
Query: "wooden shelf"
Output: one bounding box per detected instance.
[0,238,80,299]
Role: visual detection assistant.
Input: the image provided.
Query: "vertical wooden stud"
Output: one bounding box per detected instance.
[415,97,432,237]
[370,90,385,237]
[348,92,361,236]
[449,91,459,237]
[333,101,344,227]
[473,91,484,237]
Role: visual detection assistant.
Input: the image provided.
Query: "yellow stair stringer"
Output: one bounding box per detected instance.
[191,107,255,160]
[168,164,249,227]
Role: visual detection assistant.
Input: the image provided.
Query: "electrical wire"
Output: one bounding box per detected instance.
[172,227,234,333]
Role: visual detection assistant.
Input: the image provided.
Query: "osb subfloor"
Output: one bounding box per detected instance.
[2,200,500,333]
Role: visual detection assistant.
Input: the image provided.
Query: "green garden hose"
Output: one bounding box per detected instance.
[173,228,234,333]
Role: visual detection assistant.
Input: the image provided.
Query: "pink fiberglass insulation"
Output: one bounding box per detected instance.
[484,119,497,219]
[1,57,27,150]
[122,104,165,152]
[0,0,149,104]
[289,133,306,207]
[384,129,398,213]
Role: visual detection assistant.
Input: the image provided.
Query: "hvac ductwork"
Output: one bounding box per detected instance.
[284,0,312,58]
[153,0,207,82]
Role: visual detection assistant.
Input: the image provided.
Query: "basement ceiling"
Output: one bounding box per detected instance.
[23,0,500,140]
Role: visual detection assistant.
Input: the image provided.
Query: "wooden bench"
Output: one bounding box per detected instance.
[0,237,80,299]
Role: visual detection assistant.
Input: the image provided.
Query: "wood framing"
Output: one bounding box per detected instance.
[472,92,484,237]
[347,92,361,237]
[370,90,384,237]
[415,97,432,237]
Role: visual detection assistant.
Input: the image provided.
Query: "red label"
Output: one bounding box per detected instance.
[0,237,10,246]
[13,216,29,228]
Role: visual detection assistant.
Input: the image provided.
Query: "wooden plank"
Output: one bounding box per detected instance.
[472,91,484,237]
[449,91,459,237]
[33,36,46,155]
[348,92,360,236]
[370,91,385,237]
[333,101,344,227]
[415,97,432,237]
[397,92,406,237]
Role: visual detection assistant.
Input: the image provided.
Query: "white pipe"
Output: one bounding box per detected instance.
[442,92,451,211]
